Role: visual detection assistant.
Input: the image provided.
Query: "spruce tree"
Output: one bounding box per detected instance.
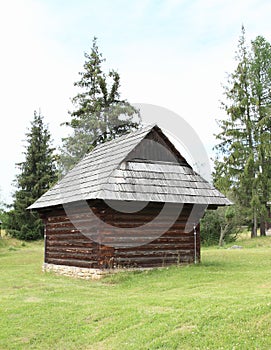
[60,37,140,172]
[214,27,271,237]
[6,111,57,240]
[250,36,271,235]
[214,26,256,233]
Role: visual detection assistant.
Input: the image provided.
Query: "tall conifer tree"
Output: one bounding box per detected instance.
[250,36,271,235]
[214,27,271,237]
[6,111,57,240]
[60,37,140,172]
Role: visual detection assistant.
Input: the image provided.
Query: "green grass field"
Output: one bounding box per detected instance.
[0,236,271,350]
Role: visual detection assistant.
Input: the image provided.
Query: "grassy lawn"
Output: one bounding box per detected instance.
[0,236,271,349]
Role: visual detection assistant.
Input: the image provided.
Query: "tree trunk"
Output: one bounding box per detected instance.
[219,224,229,247]
[260,216,266,236]
[251,210,257,238]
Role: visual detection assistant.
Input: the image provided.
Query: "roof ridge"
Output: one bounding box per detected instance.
[91,123,156,153]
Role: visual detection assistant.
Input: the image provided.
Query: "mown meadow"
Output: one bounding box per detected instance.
[0,235,271,349]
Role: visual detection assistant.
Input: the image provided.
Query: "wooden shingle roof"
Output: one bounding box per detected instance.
[29,124,231,210]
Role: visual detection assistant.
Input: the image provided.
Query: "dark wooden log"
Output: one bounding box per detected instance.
[46,251,99,261]
[45,257,99,268]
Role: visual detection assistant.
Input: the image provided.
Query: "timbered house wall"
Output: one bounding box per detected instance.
[42,200,200,269]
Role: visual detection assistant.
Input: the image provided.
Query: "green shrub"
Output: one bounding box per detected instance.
[201,206,241,246]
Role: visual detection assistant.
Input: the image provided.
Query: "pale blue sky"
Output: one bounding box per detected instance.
[1,0,271,203]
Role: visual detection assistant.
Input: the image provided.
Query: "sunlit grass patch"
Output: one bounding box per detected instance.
[0,236,271,349]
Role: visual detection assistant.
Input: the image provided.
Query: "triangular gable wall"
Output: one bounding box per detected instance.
[124,126,189,166]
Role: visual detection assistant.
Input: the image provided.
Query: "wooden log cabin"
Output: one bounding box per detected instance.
[29,125,231,279]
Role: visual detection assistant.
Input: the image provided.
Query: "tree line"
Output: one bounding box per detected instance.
[1,29,271,244]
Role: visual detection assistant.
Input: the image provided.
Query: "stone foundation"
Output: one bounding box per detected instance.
[42,263,112,280]
[42,263,152,280]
